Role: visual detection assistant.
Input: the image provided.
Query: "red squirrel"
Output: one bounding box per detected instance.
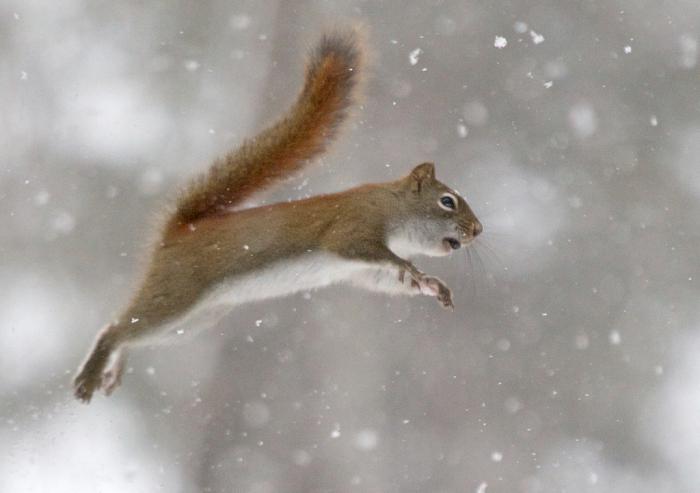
[73,28,482,403]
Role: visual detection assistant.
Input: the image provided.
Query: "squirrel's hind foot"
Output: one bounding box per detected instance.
[101,350,126,396]
[73,368,101,403]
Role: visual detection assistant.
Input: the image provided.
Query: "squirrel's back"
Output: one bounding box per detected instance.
[168,28,365,231]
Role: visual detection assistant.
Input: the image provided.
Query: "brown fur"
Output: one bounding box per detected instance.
[169,29,363,230]
[73,29,481,403]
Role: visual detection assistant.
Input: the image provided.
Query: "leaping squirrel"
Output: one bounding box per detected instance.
[73,28,482,403]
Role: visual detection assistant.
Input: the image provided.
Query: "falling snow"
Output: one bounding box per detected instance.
[184,59,200,72]
[4,4,700,493]
[530,30,545,44]
[457,123,469,138]
[409,48,422,65]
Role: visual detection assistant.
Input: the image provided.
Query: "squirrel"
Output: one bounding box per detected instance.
[73,28,482,403]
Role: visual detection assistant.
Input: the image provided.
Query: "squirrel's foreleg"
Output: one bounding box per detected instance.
[335,242,454,309]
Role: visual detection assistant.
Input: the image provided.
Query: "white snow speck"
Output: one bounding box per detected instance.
[131,318,139,323]
[409,48,422,65]
[184,60,200,72]
[544,80,553,88]
[624,45,632,54]
[176,329,184,335]
[457,123,468,138]
[255,319,262,327]
[654,365,664,375]
[494,36,508,49]
[476,482,488,493]
[20,71,28,80]
[330,424,341,438]
[146,366,156,376]
[513,21,528,34]
[609,330,621,345]
[490,451,503,462]
[650,115,658,127]
[13,12,20,20]
[530,30,545,44]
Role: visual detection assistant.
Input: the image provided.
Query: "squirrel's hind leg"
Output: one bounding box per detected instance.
[101,347,127,396]
[73,323,123,403]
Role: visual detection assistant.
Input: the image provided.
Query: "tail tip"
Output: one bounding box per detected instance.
[315,27,364,69]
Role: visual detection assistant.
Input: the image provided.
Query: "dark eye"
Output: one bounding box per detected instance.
[439,195,456,210]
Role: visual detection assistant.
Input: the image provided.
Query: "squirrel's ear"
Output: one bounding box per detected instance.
[409,162,435,192]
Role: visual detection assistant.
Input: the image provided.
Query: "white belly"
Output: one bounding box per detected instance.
[143,252,365,344]
[210,252,365,305]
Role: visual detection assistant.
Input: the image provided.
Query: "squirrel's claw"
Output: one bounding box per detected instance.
[416,275,453,309]
[434,280,454,310]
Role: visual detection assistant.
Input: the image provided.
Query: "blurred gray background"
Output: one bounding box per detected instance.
[2,1,700,492]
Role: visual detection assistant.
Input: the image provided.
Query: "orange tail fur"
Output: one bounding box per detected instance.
[170,28,364,228]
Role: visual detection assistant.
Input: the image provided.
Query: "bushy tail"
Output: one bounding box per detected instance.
[170,28,364,228]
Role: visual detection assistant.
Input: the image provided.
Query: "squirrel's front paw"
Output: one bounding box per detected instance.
[418,276,454,309]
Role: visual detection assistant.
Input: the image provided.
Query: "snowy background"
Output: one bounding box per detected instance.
[2,1,700,492]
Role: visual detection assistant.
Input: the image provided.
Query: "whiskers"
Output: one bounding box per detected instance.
[456,230,511,301]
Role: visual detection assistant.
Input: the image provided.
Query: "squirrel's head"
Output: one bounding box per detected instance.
[390,162,482,257]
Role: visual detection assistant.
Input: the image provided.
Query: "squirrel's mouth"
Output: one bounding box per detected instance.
[443,237,461,250]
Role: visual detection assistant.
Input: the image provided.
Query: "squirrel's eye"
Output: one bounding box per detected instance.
[439,195,456,210]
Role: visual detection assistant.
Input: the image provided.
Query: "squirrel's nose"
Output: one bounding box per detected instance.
[472,221,483,237]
